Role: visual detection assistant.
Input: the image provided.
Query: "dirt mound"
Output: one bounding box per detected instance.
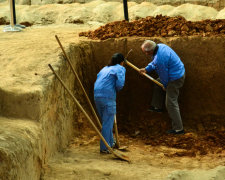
[121,112,225,157]
[144,130,225,157]
[79,15,225,40]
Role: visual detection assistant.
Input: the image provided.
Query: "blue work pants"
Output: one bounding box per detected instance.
[94,97,116,151]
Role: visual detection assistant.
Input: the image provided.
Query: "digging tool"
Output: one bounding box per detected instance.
[114,115,120,148]
[124,49,164,89]
[114,116,128,151]
[48,64,130,162]
[110,49,133,151]
[125,49,133,59]
[55,35,102,130]
[3,0,21,32]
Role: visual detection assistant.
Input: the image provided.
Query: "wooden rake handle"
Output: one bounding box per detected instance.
[125,60,164,89]
[48,64,130,162]
[55,35,102,130]
[114,116,120,148]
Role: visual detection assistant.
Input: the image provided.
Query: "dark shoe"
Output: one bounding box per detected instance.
[148,106,163,113]
[100,150,111,154]
[167,129,185,135]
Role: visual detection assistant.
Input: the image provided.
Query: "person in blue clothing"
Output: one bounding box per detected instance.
[94,53,126,154]
[139,40,185,135]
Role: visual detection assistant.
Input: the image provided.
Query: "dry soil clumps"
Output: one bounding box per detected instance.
[79,15,225,40]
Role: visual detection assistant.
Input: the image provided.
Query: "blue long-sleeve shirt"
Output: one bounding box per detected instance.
[145,44,185,88]
[94,64,126,100]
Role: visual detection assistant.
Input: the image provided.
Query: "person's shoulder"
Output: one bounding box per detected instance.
[113,64,126,72]
[117,64,126,70]
[113,64,122,68]
[99,66,107,71]
[158,44,168,48]
[158,44,172,53]
[98,66,108,73]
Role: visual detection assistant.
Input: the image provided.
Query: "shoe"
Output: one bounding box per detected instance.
[167,129,185,135]
[112,141,116,149]
[147,106,163,113]
[100,150,111,154]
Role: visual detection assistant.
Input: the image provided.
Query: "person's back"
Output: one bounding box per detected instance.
[94,64,125,100]
[156,44,185,83]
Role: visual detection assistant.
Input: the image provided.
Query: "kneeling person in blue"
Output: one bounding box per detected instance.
[94,53,126,154]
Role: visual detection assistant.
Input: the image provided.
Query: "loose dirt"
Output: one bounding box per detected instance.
[79,15,225,40]
[42,129,225,180]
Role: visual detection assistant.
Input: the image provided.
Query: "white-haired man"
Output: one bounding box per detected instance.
[139,40,185,135]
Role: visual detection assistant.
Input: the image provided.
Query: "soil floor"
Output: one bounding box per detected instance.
[42,131,225,180]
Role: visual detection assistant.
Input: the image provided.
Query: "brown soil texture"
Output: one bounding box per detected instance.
[79,15,225,40]
[118,113,225,157]
[143,131,225,157]
[116,103,225,157]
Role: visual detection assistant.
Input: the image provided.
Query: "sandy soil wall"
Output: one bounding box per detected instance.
[0,118,42,180]
[0,46,85,180]
[0,35,224,179]
[81,36,225,134]
[1,1,224,27]
[3,0,223,10]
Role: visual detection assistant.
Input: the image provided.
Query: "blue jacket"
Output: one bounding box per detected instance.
[94,64,126,100]
[145,44,185,88]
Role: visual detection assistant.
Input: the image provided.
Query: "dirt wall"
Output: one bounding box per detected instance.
[79,36,225,135]
[1,1,224,27]
[0,118,42,180]
[0,45,85,180]
[0,35,224,179]
[8,0,224,10]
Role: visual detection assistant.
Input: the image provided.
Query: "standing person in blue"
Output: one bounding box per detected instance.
[139,40,185,135]
[94,53,126,154]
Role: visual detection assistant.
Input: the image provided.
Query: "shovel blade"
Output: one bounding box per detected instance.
[113,150,130,162]
[118,146,129,151]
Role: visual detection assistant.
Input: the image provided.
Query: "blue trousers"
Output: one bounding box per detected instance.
[94,97,116,151]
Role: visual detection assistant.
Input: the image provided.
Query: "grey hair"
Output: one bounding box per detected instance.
[141,40,156,52]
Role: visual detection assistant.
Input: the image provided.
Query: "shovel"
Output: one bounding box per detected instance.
[48,64,130,162]
[114,115,128,151]
[55,35,129,150]
[125,49,164,89]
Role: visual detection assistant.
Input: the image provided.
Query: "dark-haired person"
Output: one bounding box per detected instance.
[139,40,185,135]
[94,53,126,154]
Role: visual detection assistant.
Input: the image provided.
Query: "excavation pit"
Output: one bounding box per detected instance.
[1,0,225,178]
[0,30,225,179]
[68,37,225,156]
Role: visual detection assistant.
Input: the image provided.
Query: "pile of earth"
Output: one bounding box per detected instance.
[79,15,225,40]
[121,116,225,157]
[142,130,225,157]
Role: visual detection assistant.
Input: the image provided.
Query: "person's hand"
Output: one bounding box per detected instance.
[139,68,146,75]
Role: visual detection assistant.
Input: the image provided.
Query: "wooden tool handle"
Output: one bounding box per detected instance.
[125,60,164,89]
[55,35,102,129]
[114,116,120,148]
